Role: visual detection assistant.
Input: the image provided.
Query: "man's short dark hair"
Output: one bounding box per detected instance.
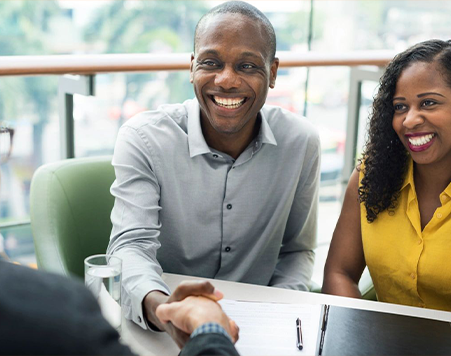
[194,1,276,62]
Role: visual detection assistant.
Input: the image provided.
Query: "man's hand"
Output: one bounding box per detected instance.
[156,295,239,343]
[142,280,223,348]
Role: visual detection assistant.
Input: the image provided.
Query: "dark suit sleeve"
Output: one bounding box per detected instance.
[180,333,240,356]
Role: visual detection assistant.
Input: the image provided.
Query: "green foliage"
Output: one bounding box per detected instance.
[357,1,384,31]
[84,0,208,54]
[83,0,208,111]
[275,8,325,51]
[0,0,60,56]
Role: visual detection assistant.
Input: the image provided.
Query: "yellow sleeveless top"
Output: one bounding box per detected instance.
[360,159,451,311]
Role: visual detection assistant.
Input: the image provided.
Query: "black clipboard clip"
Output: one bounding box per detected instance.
[318,305,330,355]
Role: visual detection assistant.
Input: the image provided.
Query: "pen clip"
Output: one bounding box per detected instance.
[296,317,303,351]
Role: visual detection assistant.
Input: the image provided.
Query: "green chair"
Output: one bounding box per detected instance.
[358,268,377,300]
[30,156,115,279]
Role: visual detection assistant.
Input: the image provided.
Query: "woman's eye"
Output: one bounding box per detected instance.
[422,100,436,107]
[393,103,406,111]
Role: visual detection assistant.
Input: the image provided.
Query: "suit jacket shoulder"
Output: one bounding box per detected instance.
[0,261,132,355]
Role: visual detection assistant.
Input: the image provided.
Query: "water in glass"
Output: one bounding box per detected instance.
[85,256,122,332]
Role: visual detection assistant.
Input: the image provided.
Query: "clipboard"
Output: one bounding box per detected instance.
[316,305,451,355]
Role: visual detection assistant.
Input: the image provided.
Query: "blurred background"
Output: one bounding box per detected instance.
[0,0,450,286]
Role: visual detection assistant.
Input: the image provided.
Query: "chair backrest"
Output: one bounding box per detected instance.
[358,268,377,301]
[30,156,115,279]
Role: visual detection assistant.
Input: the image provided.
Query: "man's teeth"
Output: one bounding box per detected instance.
[214,96,245,109]
[408,133,435,146]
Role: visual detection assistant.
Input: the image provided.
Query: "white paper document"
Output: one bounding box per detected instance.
[219,299,322,355]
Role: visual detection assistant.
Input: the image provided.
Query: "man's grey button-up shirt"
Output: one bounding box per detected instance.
[108,98,320,329]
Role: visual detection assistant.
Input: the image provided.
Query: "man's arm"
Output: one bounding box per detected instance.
[108,124,170,329]
[108,125,225,346]
[269,134,320,291]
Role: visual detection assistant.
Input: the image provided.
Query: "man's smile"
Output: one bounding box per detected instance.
[211,95,248,110]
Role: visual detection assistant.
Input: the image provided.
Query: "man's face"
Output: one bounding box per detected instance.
[191,13,278,137]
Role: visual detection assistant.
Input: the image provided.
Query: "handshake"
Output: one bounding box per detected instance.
[144,280,239,349]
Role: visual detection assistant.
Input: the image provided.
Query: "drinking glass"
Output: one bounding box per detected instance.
[84,254,122,331]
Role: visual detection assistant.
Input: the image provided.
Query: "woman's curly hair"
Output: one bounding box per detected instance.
[358,39,451,223]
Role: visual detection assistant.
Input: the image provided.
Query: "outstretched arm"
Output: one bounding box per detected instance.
[108,126,221,345]
[322,169,366,297]
[108,125,170,329]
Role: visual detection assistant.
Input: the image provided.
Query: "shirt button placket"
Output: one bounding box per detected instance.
[223,205,232,255]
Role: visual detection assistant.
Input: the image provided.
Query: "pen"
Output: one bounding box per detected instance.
[296,317,303,350]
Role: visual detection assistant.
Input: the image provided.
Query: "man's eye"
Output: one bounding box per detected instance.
[202,60,217,67]
[241,63,256,70]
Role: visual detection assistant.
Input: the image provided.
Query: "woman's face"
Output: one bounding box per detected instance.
[392,61,451,168]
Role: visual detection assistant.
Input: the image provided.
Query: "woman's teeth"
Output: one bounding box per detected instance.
[408,133,435,146]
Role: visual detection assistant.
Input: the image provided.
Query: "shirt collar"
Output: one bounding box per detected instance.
[401,157,414,191]
[401,156,451,193]
[444,183,451,200]
[401,156,451,203]
[187,99,211,158]
[187,99,277,158]
[258,109,277,147]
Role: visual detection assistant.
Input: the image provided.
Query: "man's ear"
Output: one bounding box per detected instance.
[269,57,279,89]
[190,53,195,83]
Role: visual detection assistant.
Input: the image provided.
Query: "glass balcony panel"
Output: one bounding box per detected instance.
[0,75,60,264]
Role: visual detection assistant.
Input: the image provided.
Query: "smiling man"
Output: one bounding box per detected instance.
[191,7,278,159]
[108,0,320,346]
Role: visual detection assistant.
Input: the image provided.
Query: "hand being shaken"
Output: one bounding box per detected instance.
[143,280,231,348]
[156,295,239,344]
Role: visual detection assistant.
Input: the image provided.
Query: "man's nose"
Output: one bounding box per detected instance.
[214,65,241,89]
[403,108,425,129]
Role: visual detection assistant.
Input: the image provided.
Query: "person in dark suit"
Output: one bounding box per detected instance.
[0,259,132,355]
[0,259,239,355]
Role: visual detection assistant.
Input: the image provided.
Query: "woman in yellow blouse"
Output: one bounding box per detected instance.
[322,39,451,311]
